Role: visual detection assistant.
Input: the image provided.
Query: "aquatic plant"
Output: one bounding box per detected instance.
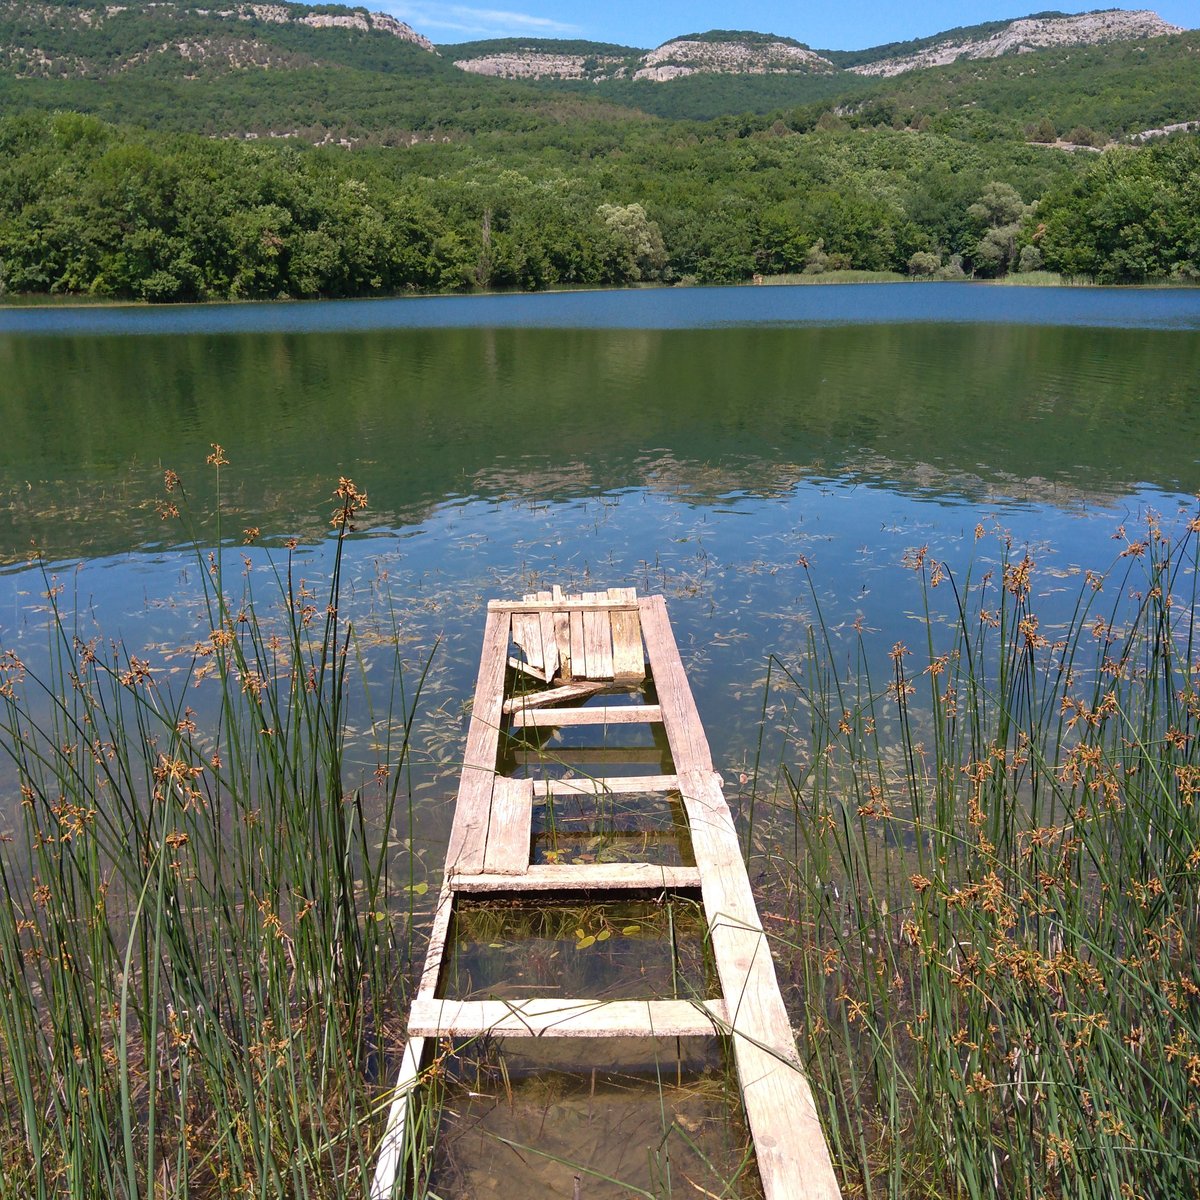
[0,453,428,1198]
[758,511,1200,1198]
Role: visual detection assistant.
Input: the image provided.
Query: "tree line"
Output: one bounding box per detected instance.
[0,110,1195,301]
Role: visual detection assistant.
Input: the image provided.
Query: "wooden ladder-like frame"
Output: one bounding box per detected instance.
[371,588,841,1200]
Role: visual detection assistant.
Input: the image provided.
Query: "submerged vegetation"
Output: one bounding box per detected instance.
[0,453,1197,1196]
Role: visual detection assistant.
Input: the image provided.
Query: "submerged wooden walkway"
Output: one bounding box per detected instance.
[372,587,841,1200]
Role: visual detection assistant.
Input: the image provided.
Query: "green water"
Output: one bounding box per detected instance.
[2,319,1198,566]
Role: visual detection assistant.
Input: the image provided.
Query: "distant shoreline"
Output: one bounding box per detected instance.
[5,271,1200,311]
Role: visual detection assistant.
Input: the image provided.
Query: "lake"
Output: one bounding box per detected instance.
[4,280,1200,1197]
[2,280,1199,851]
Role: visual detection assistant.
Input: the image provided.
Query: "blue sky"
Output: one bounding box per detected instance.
[384,1,1199,48]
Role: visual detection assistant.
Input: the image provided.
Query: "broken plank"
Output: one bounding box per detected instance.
[509,704,662,729]
[449,862,701,892]
[407,996,727,1039]
[481,777,532,876]
[510,609,546,681]
[502,680,608,714]
[552,586,572,677]
[536,591,561,682]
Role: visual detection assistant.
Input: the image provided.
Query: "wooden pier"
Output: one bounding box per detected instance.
[372,587,841,1200]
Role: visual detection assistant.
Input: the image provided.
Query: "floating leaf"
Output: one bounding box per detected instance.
[595,929,611,941]
[622,925,641,935]
[575,927,586,939]
[408,881,429,895]
[576,935,596,949]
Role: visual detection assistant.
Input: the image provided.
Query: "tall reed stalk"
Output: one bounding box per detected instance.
[762,514,1200,1198]
[0,454,427,1198]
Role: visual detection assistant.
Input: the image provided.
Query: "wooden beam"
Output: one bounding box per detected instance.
[449,863,701,892]
[568,609,585,682]
[490,598,640,613]
[416,883,455,998]
[481,776,532,876]
[533,774,679,796]
[638,594,714,775]
[509,704,662,729]
[407,996,727,1039]
[445,607,509,876]
[610,586,646,682]
[582,591,614,678]
[679,767,842,1200]
[369,1036,427,1200]
[508,745,668,766]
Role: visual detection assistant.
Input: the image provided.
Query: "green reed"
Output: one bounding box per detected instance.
[0,456,429,1198]
[758,513,1200,1198]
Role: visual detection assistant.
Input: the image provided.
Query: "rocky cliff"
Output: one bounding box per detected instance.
[848,9,1181,77]
[631,37,835,81]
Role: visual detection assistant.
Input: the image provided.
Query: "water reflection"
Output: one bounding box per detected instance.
[0,294,1197,844]
[2,319,1198,568]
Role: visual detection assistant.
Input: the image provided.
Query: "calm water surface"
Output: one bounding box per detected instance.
[1,283,1199,851]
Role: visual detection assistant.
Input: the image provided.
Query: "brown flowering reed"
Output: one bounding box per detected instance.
[0,454,431,1198]
[754,511,1200,1198]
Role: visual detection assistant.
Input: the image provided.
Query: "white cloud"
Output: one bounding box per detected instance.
[384,3,582,38]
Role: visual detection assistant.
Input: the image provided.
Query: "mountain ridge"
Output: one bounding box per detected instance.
[443,8,1184,83]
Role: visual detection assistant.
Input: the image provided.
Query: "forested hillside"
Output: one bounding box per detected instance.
[0,0,1196,301]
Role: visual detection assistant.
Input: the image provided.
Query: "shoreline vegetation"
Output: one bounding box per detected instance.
[0,459,1197,1196]
[0,111,1197,305]
[6,271,1200,311]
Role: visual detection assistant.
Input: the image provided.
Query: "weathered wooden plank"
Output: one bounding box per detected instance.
[514,745,667,765]
[407,996,727,1039]
[610,586,646,683]
[536,591,561,682]
[490,598,640,612]
[511,609,546,681]
[369,1035,427,1200]
[533,774,679,796]
[445,608,509,877]
[582,590,614,678]
[552,585,572,678]
[509,704,663,729]
[482,776,532,876]
[502,680,608,714]
[638,594,713,775]
[449,863,701,892]
[568,609,585,681]
[416,883,456,998]
[678,767,841,1200]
